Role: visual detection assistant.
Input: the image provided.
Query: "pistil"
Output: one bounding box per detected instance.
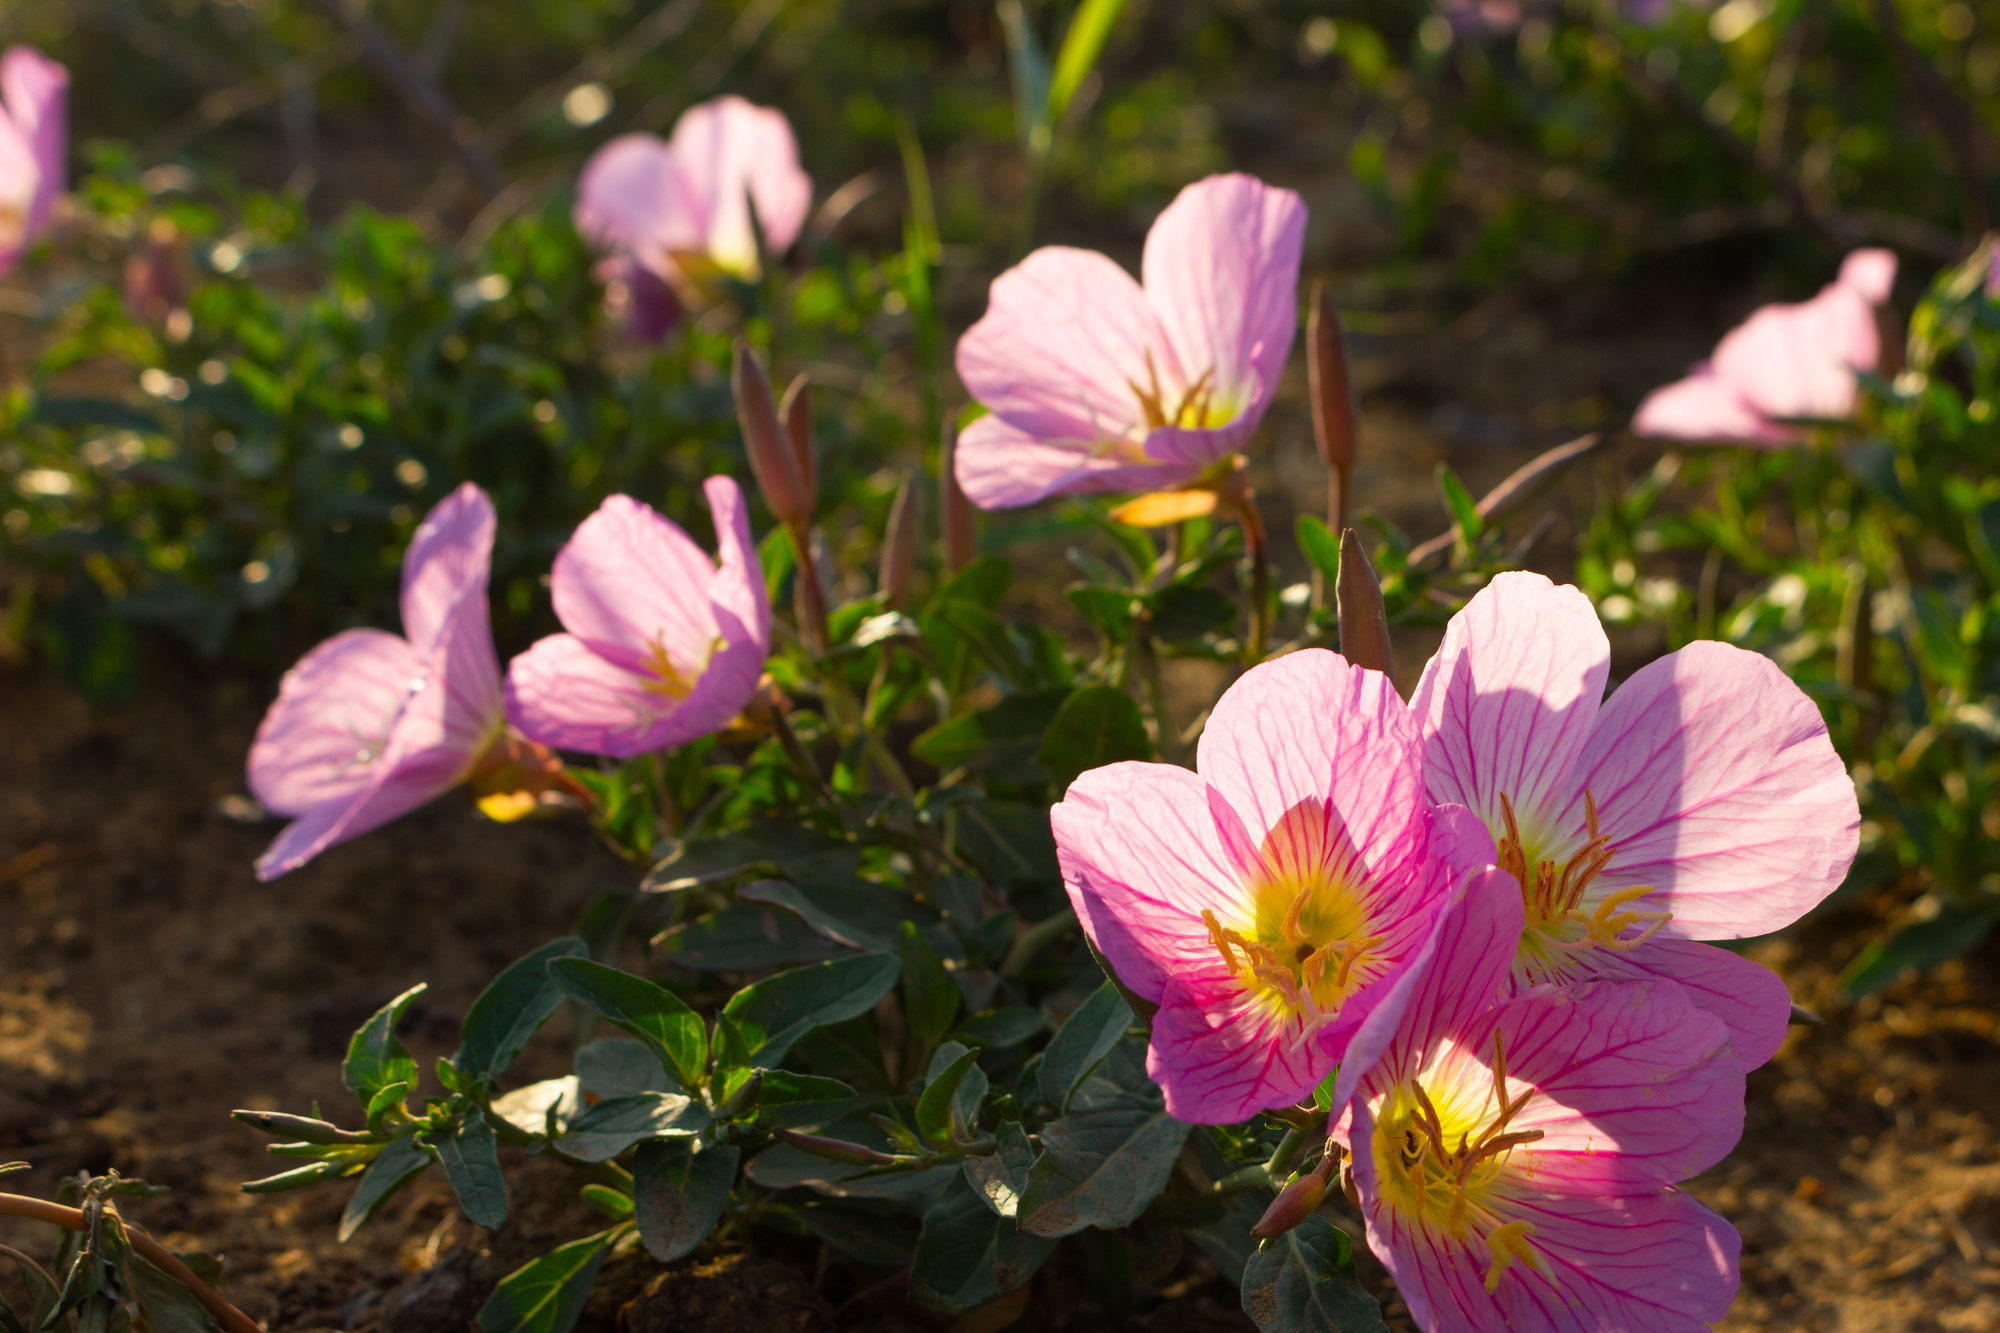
[1496,789,1671,949]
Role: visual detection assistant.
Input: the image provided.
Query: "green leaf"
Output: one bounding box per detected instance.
[1146,584,1236,644]
[475,1229,616,1333]
[488,1077,580,1139]
[652,900,850,971]
[338,1133,433,1242]
[645,821,861,893]
[962,1121,1037,1219]
[738,879,892,953]
[754,1072,858,1131]
[343,984,424,1108]
[951,800,1060,887]
[365,1080,410,1133]
[758,524,795,603]
[1239,1216,1389,1333]
[1840,897,2000,996]
[0,1245,58,1332]
[1294,515,1342,587]
[1038,983,1133,1111]
[453,938,589,1089]
[785,1200,922,1268]
[997,0,1053,153]
[431,1113,508,1230]
[575,1039,677,1099]
[1067,586,1134,646]
[908,1173,1055,1315]
[909,689,1070,782]
[722,953,902,1066]
[951,1008,1048,1051]
[1434,463,1484,543]
[897,922,961,1061]
[546,958,707,1093]
[1036,686,1151,794]
[553,1092,711,1163]
[744,1110,957,1207]
[1016,1089,1187,1237]
[931,600,1037,690]
[632,1140,740,1264]
[1183,1188,1272,1283]
[1048,0,1131,122]
[916,1047,982,1148]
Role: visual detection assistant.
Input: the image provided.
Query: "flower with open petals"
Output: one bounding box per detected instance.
[1409,572,1859,1068]
[953,172,1306,510]
[0,46,67,278]
[575,95,811,339]
[1050,649,1492,1124]
[505,478,770,758]
[249,484,506,880]
[1335,870,1744,1333]
[1633,249,1896,445]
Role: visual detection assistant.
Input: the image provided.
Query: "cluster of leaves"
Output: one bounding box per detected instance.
[1579,244,2000,993]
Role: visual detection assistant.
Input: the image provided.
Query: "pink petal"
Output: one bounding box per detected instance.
[1140,173,1305,452]
[1555,937,1794,1071]
[1631,366,1794,446]
[1710,283,1875,422]
[574,134,705,272]
[1410,572,1611,839]
[400,482,496,650]
[1147,973,1326,1123]
[550,494,722,677]
[0,46,64,247]
[666,95,813,268]
[1483,1189,1740,1332]
[254,739,475,881]
[1837,247,1897,305]
[1560,639,1859,938]
[247,629,423,816]
[504,633,671,758]
[951,412,1196,510]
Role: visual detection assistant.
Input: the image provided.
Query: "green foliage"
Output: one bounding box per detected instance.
[1240,1216,1388,1333]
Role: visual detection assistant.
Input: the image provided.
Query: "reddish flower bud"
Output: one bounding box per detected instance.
[1252,1148,1342,1240]
[1308,282,1357,530]
[940,423,977,574]
[880,470,922,609]
[1336,528,1392,677]
[779,374,817,510]
[771,1128,902,1167]
[734,340,810,526]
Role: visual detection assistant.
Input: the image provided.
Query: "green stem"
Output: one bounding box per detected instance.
[1235,494,1270,666]
[1134,622,1182,766]
[999,908,1077,977]
[771,706,829,800]
[1265,1125,1314,1182]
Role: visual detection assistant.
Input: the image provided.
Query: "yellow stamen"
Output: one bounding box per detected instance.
[1281,883,1313,944]
[1483,1220,1541,1291]
[1201,909,1239,971]
[1585,885,1672,951]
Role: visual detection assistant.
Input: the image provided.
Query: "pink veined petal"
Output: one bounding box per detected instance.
[1547,936,1794,1071]
[955,246,1163,450]
[1837,247,1897,305]
[1147,973,1326,1123]
[1140,173,1305,440]
[667,95,812,267]
[1630,366,1795,446]
[247,629,423,816]
[1472,980,1745,1188]
[1,47,64,246]
[1359,1199,1504,1333]
[951,412,1197,510]
[1136,416,1261,468]
[1710,283,1876,422]
[1430,802,1500,874]
[574,134,705,272]
[550,494,722,678]
[618,257,684,343]
[503,632,677,758]
[1559,638,1860,938]
[1052,760,1249,1006]
[253,735,474,881]
[1410,572,1611,839]
[401,482,495,653]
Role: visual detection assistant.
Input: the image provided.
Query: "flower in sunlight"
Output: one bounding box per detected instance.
[1633,248,1897,445]
[505,477,770,759]
[1408,571,1859,1068]
[1335,870,1745,1333]
[1049,649,1493,1124]
[248,484,506,880]
[0,46,68,278]
[953,172,1306,510]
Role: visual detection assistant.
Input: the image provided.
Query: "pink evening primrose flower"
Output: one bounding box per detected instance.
[0,46,67,278]
[505,477,770,759]
[575,95,812,313]
[1050,649,1494,1124]
[1632,248,1897,446]
[249,484,506,880]
[1409,572,1860,1069]
[1333,869,1745,1333]
[953,172,1306,510]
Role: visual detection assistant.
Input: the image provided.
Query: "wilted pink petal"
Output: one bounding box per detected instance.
[955,173,1305,509]
[0,46,66,277]
[504,477,770,758]
[1630,366,1792,446]
[249,485,506,879]
[1052,649,1482,1123]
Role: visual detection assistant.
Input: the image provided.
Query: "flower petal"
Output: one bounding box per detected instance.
[1559,937,1794,1071]
[1147,974,1325,1123]
[1,46,64,249]
[254,738,473,881]
[504,632,674,758]
[1410,571,1610,840]
[667,95,812,270]
[1710,283,1876,422]
[1561,638,1859,937]
[1486,1188,1740,1332]
[574,133,705,270]
[247,629,422,816]
[1631,365,1794,446]
[550,494,722,677]
[1837,247,1897,306]
[951,412,1195,510]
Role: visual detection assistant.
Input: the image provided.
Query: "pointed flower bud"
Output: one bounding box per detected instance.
[771,1128,904,1167]
[940,423,977,573]
[880,470,922,609]
[734,339,810,526]
[1336,528,1392,676]
[1308,283,1357,529]
[1251,1147,1341,1240]
[779,374,818,511]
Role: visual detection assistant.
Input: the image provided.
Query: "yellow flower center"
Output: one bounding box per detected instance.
[640,634,721,701]
[1127,351,1238,433]
[1495,789,1671,975]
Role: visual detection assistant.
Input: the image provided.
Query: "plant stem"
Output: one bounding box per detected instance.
[1133,623,1181,766]
[771,706,829,800]
[0,1194,265,1333]
[1264,1125,1314,1182]
[999,908,1077,977]
[1234,493,1270,666]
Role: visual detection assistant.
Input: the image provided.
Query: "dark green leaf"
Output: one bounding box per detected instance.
[632,1140,739,1263]
[338,1133,433,1242]
[931,600,1037,690]
[908,1173,1055,1315]
[963,1121,1037,1219]
[1067,586,1134,645]
[546,958,706,1093]
[645,822,861,893]
[553,1092,711,1163]
[1239,1215,1388,1333]
[475,1230,616,1333]
[1183,1188,1272,1283]
[951,1008,1047,1051]
[574,1040,675,1100]
[722,953,902,1065]
[1147,584,1236,644]
[1036,686,1152,794]
[343,984,424,1107]
[432,1113,508,1230]
[0,1243,60,1330]
[453,938,589,1088]
[1016,1091,1187,1237]
[897,922,960,1060]
[744,1110,958,1207]
[653,901,850,971]
[1434,463,1484,542]
[739,879,892,952]
[909,689,1070,783]
[916,1047,982,1148]
[754,1072,858,1131]
[121,1249,225,1332]
[786,1200,921,1267]
[1038,983,1133,1111]
[1840,897,2000,996]
[1294,515,1342,586]
[952,800,1060,887]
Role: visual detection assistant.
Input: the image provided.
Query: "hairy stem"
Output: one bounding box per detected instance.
[1235,494,1270,666]
[0,1194,265,1333]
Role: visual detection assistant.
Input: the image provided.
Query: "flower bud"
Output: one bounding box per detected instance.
[733,340,810,527]
[231,1109,369,1145]
[779,374,817,510]
[940,423,977,574]
[1307,283,1357,529]
[1336,527,1392,676]
[880,470,922,609]
[771,1128,903,1167]
[1251,1148,1341,1240]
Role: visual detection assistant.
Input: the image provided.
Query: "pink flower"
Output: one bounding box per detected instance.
[0,46,67,278]
[1409,572,1859,1068]
[249,485,506,880]
[1050,649,1492,1124]
[1633,249,1897,445]
[505,478,770,759]
[953,173,1306,509]
[1335,869,1745,1333]
[575,95,812,321]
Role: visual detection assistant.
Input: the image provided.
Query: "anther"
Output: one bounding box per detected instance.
[1201,910,1239,971]
[1482,1220,1541,1292]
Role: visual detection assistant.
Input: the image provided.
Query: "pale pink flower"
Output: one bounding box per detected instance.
[249,485,505,880]
[1633,249,1897,445]
[1050,649,1492,1124]
[1409,572,1859,1068]
[1334,870,1744,1333]
[505,478,769,759]
[575,95,811,325]
[953,173,1306,509]
[0,47,67,278]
